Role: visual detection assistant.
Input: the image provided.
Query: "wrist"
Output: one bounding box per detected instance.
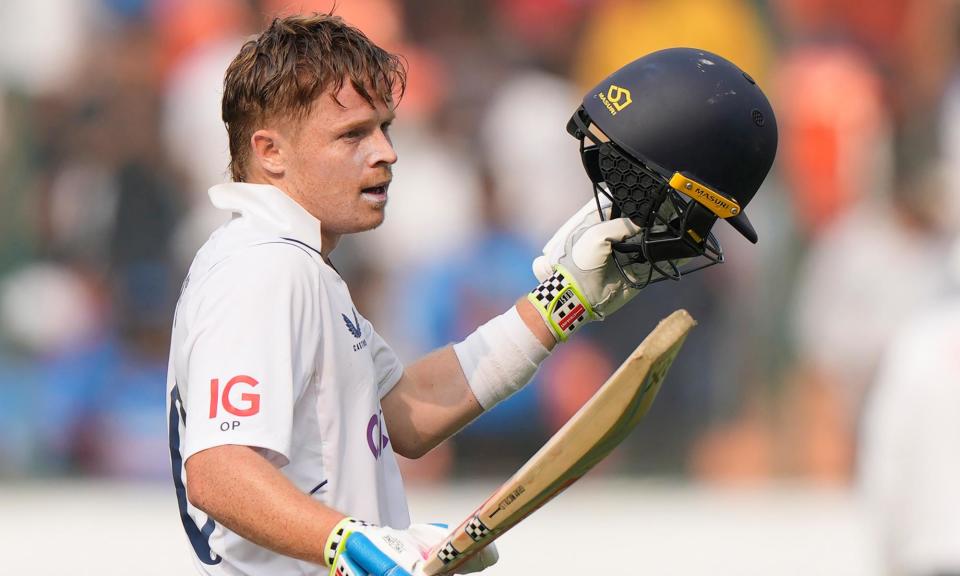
[323,516,365,568]
[515,297,557,349]
[527,266,596,342]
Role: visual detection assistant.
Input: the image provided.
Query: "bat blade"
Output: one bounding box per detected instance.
[419,309,696,576]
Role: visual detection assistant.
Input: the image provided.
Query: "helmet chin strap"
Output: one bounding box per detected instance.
[569,107,725,289]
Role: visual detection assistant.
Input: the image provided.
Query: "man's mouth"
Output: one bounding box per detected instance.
[361,182,390,204]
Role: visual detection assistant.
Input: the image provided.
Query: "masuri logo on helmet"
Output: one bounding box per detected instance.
[599,84,633,115]
[566,47,778,289]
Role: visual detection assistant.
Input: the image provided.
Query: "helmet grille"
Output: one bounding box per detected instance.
[597,143,668,226]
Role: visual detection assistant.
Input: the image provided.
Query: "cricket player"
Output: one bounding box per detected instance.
[166,13,777,576]
[859,241,960,575]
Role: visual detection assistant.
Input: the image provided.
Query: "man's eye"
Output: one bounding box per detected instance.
[341,130,362,140]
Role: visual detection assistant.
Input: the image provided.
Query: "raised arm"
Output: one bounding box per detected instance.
[381,198,647,459]
[381,297,555,459]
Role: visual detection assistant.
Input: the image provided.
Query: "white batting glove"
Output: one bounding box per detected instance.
[528,196,643,342]
[325,517,498,576]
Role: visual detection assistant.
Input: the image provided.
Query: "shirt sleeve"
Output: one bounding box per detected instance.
[181,244,320,467]
[361,315,404,398]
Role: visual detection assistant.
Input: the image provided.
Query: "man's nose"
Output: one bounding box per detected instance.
[368,129,397,167]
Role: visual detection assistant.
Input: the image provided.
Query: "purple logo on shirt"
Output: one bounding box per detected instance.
[367,410,390,459]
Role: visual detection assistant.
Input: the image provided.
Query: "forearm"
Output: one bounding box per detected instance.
[382,346,482,458]
[383,300,553,457]
[185,444,344,565]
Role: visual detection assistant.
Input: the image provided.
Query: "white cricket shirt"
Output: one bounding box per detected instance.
[166,182,409,576]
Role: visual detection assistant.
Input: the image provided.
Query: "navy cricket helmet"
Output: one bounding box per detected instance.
[567,47,778,287]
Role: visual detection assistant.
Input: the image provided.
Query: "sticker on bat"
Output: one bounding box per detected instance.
[489,485,525,518]
[437,541,461,565]
[464,516,491,542]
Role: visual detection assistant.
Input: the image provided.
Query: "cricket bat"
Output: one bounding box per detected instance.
[419,309,696,576]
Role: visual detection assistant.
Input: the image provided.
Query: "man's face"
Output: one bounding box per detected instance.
[280,81,397,249]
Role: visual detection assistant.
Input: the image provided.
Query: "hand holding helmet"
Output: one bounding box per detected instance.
[528,47,778,342]
[529,195,691,342]
[528,196,638,342]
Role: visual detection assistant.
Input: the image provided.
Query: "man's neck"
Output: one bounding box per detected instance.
[319,232,338,259]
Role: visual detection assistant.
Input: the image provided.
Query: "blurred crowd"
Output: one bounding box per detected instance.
[1,1,960,568]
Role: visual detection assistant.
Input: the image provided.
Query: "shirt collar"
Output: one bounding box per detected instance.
[208,182,323,253]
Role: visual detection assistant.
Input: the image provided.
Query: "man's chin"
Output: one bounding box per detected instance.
[353,211,387,233]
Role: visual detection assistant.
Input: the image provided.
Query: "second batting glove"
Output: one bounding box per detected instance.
[325,517,498,576]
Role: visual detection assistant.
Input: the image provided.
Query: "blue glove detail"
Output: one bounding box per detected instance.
[345,533,412,576]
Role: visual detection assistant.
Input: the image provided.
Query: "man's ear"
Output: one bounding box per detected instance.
[251,129,286,177]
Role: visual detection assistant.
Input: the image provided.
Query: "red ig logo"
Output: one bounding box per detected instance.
[209,375,261,422]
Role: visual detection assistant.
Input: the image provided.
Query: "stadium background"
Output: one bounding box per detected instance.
[0,0,957,573]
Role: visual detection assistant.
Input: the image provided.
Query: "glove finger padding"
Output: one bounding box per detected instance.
[539,197,613,267]
[570,217,641,271]
[532,255,553,283]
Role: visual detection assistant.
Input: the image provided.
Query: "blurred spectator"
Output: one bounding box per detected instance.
[762,0,959,485]
[855,29,960,575]
[479,71,592,246]
[788,144,952,481]
[38,21,182,264]
[773,0,956,126]
[0,354,40,475]
[0,263,101,476]
[153,0,255,79]
[775,46,891,236]
[478,0,594,247]
[28,262,174,478]
[940,74,960,232]
[0,264,101,358]
[859,242,960,576]
[0,0,92,96]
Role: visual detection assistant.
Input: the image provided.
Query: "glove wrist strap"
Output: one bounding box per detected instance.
[527,266,595,342]
[324,517,365,568]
